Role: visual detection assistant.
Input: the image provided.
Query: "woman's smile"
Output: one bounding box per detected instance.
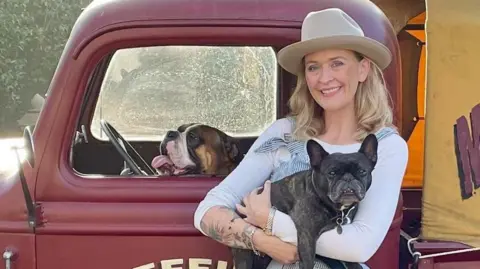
[320,86,343,97]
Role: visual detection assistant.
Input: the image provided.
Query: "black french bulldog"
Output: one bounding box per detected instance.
[231,134,378,269]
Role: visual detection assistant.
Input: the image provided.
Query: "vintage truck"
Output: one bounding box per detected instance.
[1,0,479,268]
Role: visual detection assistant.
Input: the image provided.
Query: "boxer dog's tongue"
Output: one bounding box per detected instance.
[151,155,187,175]
[151,155,174,175]
[151,155,172,168]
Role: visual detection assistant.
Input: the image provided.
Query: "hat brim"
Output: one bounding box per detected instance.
[277,35,392,75]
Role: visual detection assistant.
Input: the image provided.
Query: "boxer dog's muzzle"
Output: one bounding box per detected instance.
[151,123,243,176]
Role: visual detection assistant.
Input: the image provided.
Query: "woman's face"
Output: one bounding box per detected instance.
[304,49,370,113]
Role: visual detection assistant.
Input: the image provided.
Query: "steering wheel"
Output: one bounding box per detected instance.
[100,120,157,176]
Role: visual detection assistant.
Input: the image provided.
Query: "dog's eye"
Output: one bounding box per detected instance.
[188,133,198,140]
[359,169,367,175]
[328,171,336,176]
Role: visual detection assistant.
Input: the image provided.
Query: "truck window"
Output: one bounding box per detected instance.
[90,45,278,141]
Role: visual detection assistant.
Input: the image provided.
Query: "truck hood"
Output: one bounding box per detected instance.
[0,138,26,180]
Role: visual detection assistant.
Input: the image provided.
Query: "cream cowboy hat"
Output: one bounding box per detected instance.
[277,8,392,75]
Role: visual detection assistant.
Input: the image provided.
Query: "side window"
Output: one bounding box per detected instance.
[90,46,278,140]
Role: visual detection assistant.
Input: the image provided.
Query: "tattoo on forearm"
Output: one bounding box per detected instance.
[200,206,254,249]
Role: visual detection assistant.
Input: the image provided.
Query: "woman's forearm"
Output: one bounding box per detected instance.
[200,205,299,264]
[200,205,258,249]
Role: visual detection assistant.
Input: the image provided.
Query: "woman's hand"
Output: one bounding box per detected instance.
[253,230,299,264]
[236,180,272,228]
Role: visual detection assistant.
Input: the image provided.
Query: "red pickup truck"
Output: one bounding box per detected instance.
[0,0,471,268]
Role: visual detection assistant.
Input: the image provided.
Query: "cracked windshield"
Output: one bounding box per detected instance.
[91,45,277,140]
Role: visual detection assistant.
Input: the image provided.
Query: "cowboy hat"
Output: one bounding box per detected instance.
[277,8,392,75]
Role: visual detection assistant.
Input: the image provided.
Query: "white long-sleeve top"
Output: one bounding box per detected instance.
[193,118,409,267]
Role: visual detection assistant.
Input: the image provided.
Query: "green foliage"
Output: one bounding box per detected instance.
[0,0,91,137]
[1,1,277,139]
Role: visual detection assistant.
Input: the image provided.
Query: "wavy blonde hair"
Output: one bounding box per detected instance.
[288,51,395,142]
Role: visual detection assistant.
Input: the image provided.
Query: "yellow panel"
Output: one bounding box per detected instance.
[402,44,426,188]
[402,11,427,188]
[422,0,480,247]
[403,120,425,187]
[417,46,425,117]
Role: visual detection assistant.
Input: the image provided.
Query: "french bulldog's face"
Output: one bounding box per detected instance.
[307,134,378,207]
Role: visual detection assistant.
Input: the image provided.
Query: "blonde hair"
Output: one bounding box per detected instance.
[288,51,395,142]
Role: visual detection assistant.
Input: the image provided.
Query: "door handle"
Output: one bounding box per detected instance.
[3,249,16,269]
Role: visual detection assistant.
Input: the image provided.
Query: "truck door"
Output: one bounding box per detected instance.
[32,23,281,269]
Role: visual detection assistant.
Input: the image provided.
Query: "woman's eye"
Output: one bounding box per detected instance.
[331,61,344,68]
[306,65,319,72]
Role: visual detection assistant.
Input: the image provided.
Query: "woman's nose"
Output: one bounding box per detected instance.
[317,67,334,84]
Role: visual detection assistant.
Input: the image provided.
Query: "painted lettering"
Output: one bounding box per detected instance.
[132,263,156,269]
[453,103,480,199]
[133,259,230,269]
[160,259,183,269]
[217,261,228,269]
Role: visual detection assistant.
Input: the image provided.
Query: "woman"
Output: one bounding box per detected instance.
[193,8,409,269]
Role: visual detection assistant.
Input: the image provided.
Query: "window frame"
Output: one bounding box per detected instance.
[62,24,298,186]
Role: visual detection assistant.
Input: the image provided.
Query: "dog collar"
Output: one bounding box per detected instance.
[335,204,357,234]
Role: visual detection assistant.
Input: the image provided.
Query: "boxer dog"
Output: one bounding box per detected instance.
[231,134,378,269]
[151,123,243,176]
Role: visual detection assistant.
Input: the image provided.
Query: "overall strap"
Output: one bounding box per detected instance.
[254,132,309,183]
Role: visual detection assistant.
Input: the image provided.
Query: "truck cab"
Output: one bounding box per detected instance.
[1,0,476,268]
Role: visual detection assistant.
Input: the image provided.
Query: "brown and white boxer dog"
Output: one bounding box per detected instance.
[151,123,244,176]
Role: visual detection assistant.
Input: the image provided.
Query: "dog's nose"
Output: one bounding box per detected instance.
[343,174,354,182]
[166,130,178,139]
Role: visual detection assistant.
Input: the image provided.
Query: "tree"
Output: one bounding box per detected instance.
[0,0,91,138]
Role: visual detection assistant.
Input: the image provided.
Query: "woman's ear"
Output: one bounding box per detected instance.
[358,58,371,83]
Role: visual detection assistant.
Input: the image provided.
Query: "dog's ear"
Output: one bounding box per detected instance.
[359,134,378,166]
[306,139,329,168]
[221,133,243,164]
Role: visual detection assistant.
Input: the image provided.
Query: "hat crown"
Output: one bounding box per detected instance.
[301,8,364,41]
[277,7,392,74]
